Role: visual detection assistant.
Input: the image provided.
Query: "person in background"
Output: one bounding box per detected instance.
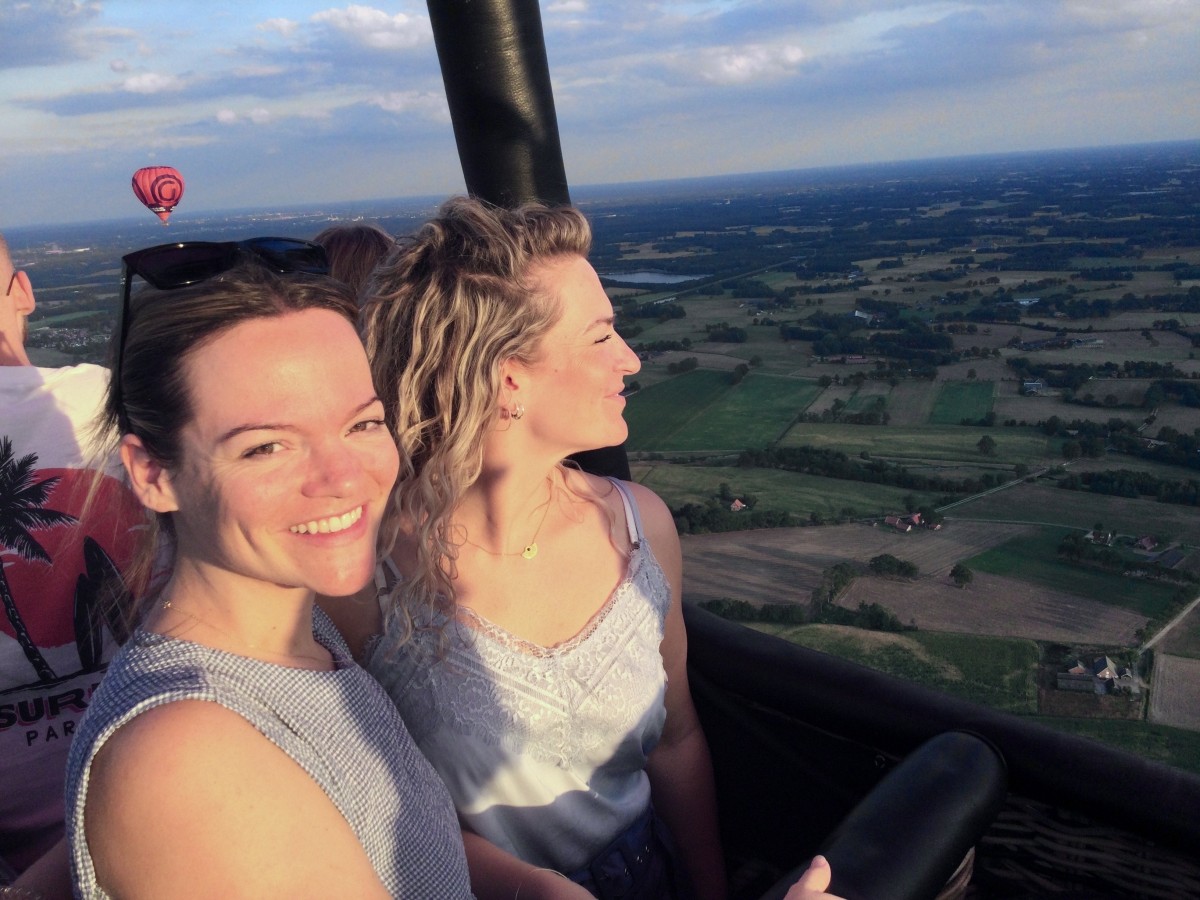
[64,255,471,898]
[313,223,396,302]
[325,197,841,900]
[0,234,140,899]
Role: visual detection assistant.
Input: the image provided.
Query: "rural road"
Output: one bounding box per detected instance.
[1142,593,1200,651]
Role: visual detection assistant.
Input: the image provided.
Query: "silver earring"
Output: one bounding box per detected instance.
[511,403,525,421]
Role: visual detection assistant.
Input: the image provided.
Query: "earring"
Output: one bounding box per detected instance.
[511,403,525,421]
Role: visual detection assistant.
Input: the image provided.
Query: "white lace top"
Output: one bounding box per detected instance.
[364,479,671,872]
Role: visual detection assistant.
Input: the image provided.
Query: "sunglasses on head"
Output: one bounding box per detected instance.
[115,237,330,404]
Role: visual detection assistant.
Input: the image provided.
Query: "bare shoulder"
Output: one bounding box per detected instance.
[618,479,678,549]
[86,700,388,898]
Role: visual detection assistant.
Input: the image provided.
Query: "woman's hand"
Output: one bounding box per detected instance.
[784,856,845,900]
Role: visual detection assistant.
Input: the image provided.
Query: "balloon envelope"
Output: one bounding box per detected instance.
[131,166,185,224]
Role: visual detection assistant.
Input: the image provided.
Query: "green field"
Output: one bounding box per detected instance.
[779,422,1054,465]
[632,464,944,519]
[952,479,1200,546]
[626,371,820,452]
[964,527,1182,619]
[1032,717,1200,773]
[751,624,1039,713]
[929,380,995,424]
[624,370,732,451]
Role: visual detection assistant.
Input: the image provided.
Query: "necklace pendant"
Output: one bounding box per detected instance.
[522,542,538,560]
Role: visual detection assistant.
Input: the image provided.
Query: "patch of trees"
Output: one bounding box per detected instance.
[1007,358,1103,392]
[622,300,686,321]
[1054,535,1196,595]
[726,277,779,298]
[615,322,643,340]
[809,562,911,631]
[978,241,1139,273]
[737,446,991,495]
[1058,469,1200,507]
[705,322,749,343]
[1075,267,1139,282]
[667,357,698,374]
[798,396,890,426]
[791,281,859,296]
[1146,379,1200,409]
[671,501,792,535]
[633,338,692,353]
[869,554,919,578]
[950,564,973,589]
[698,593,909,632]
[779,323,826,342]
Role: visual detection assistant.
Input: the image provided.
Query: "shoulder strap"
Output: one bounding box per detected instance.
[607,477,643,549]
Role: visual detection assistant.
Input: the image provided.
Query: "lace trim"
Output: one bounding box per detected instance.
[453,543,649,658]
[370,540,671,767]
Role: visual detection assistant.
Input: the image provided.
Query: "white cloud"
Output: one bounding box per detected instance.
[109,59,128,73]
[547,1,588,13]
[695,43,804,85]
[216,107,273,125]
[259,17,300,38]
[370,90,446,117]
[122,72,184,94]
[311,5,427,51]
[1062,0,1200,29]
[232,64,286,78]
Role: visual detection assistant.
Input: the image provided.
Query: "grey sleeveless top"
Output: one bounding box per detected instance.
[366,478,671,872]
[65,607,472,899]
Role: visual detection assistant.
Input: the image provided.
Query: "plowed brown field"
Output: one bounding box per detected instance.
[1149,654,1200,731]
[681,522,1144,644]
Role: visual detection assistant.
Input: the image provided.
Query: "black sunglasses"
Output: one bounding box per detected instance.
[115,237,330,408]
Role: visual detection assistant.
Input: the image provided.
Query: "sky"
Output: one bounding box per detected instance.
[2,0,1198,228]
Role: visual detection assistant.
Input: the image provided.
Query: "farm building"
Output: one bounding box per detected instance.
[1057,656,1133,695]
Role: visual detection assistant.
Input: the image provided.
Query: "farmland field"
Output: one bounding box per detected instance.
[681,522,1148,644]
[1034,717,1200,772]
[749,623,1039,713]
[625,370,822,451]
[632,463,944,518]
[778,422,1054,465]
[1149,654,1200,731]
[667,373,822,450]
[624,370,732,451]
[1160,606,1200,659]
[951,479,1200,546]
[929,380,995,424]
[963,527,1181,620]
[883,380,938,426]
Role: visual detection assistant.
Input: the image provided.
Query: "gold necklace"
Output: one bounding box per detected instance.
[159,598,332,668]
[464,477,554,560]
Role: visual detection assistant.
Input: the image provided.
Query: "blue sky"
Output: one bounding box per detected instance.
[1,0,1198,227]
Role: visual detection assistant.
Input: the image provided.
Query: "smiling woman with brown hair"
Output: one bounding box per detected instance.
[63,255,471,899]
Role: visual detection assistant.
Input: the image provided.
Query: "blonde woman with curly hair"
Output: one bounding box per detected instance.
[319,196,724,900]
[329,197,839,900]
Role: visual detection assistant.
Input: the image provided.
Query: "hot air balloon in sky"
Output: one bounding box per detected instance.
[131,166,185,224]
